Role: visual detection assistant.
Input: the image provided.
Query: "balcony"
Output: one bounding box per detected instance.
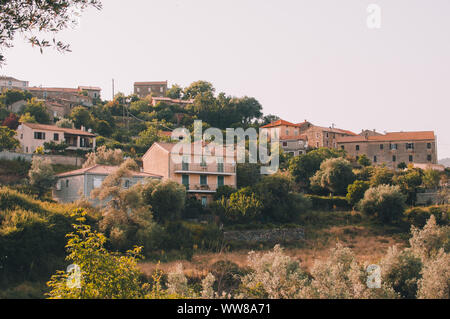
[182,184,222,193]
[173,163,235,175]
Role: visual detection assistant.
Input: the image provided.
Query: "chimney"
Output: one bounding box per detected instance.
[81,125,85,131]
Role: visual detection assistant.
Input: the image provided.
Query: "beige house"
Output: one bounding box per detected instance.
[53,165,161,204]
[260,119,309,156]
[336,131,438,168]
[134,81,168,98]
[142,142,237,206]
[302,124,357,149]
[0,76,28,91]
[16,123,97,154]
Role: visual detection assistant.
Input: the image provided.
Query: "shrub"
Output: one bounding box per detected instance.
[370,167,394,187]
[346,180,370,207]
[213,185,236,201]
[405,205,449,228]
[358,185,406,223]
[305,195,351,211]
[310,158,355,195]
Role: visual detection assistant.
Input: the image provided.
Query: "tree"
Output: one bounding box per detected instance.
[56,118,74,128]
[95,120,113,137]
[346,180,370,207]
[70,106,92,129]
[0,89,31,106]
[183,81,215,100]
[310,158,355,195]
[394,169,423,204]
[0,126,19,151]
[0,0,102,65]
[20,98,50,124]
[135,125,161,149]
[44,141,68,154]
[233,96,262,126]
[166,84,183,99]
[2,113,19,129]
[83,145,124,168]
[359,185,406,223]
[236,163,261,188]
[370,166,394,187]
[142,180,186,224]
[288,147,345,189]
[47,209,149,299]
[357,154,371,167]
[422,169,441,189]
[260,114,280,126]
[19,112,37,123]
[28,157,57,197]
[397,162,407,170]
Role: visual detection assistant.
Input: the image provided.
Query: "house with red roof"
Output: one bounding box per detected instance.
[16,122,97,154]
[337,131,438,168]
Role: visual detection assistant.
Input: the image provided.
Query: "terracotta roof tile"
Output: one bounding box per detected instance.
[56,164,163,178]
[261,119,300,128]
[21,123,96,137]
[337,131,435,143]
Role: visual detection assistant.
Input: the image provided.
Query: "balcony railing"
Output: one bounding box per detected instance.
[173,163,235,174]
[182,183,223,192]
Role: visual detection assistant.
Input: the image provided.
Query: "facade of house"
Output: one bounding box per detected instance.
[260,120,309,156]
[16,123,97,154]
[142,142,237,206]
[336,131,438,168]
[28,87,96,108]
[302,124,357,149]
[0,76,29,91]
[78,86,101,99]
[134,81,168,98]
[53,165,161,204]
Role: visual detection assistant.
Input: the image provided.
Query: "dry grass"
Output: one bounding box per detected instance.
[139,224,406,278]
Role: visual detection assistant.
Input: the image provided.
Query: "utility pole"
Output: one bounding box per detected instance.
[112,79,115,100]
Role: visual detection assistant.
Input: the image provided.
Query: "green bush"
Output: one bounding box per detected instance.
[305,194,351,211]
[359,185,406,223]
[346,180,370,207]
[406,205,449,228]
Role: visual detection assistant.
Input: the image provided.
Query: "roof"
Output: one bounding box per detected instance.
[28,87,79,93]
[78,86,101,91]
[280,134,308,141]
[134,81,168,86]
[152,96,194,104]
[261,119,301,128]
[312,125,357,135]
[56,164,163,178]
[337,131,436,143]
[0,76,23,81]
[143,141,237,160]
[21,123,96,137]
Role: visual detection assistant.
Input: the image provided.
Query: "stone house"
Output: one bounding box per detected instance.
[336,131,438,168]
[260,119,309,156]
[53,165,161,204]
[302,124,357,149]
[134,81,167,98]
[142,142,237,206]
[0,76,28,91]
[16,123,97,154]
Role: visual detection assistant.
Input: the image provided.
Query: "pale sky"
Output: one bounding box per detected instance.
[2,0,450,158]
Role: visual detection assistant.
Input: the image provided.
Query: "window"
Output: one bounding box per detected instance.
[380,144,384,150]
[148,87,152,92]
[34,132,45,140]
[182,175,189,188]
[217,161,224,173]
[341,145,345,150]
[282,142,287,147]
[136,87,140,92]
[406,143,414,150]
[182,156,189,170]
[43,92,47,98]
[54,133,59,141]
[201,196,207,207]
[66,180,69,187]
[8,81,12,86]
[356,145,360,151]
[373,156,377,163]
[217,176,224,187]
[93,177,102,189]
[124,180,130,189]
[427,155,432,161]
[160,87,163,93]
[392,155,396,162]
[200,158,207,167]
[409,155,413,162]
[200,175,207,185]
[20,134,23,139]
[286,130,289,135]
[427,143,432,149]
[390,144,398,150]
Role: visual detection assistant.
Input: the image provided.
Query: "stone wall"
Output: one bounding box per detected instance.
[224,227,304,243]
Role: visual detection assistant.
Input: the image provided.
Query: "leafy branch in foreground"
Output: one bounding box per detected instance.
[0,0,102,65]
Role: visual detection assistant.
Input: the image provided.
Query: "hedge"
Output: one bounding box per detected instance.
[305,195,352,211]
[405,205,449,228]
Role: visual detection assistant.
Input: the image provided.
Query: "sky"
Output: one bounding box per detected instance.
[2,0,450,159]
